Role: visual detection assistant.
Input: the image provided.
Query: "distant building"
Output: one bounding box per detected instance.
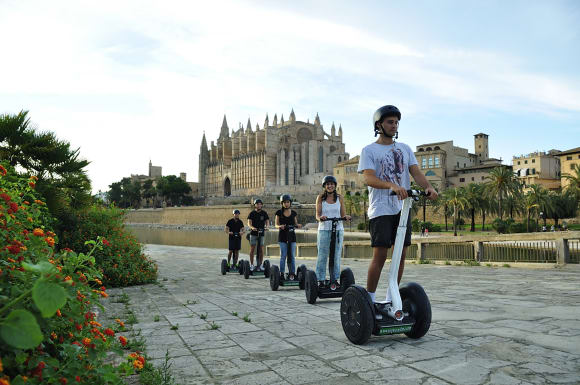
[512,150,561,191]
[559,147,580,190]
[198,109,349,198]
[414,133,504,190]
[333,155,366,194]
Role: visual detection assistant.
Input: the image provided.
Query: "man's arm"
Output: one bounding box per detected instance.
[409,165,438,200]
[362,169,408,200]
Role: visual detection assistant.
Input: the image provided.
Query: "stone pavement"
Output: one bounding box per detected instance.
[102,244,580,385]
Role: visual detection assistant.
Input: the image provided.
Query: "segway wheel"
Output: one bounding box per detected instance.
[220,259,227,275]
[400,282,431,339]
[243,260,250,279]
[263,260,271,278]
[270,265,280,291]
[341,285,374,345]
[340,268,355,287]
[305,269,318,304]
[298,264,307,290]
[238,259,245,275]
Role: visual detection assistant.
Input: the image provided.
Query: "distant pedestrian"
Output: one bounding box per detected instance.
[425,227,429,237]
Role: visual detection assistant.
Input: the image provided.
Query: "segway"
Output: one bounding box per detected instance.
[270,226,306,290]
[341,190,432,345]
[304,218,355,304]
[221,232,244,275]
[243,228,271,279]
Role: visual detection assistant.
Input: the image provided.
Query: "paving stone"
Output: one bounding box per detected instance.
[102,244,580,385]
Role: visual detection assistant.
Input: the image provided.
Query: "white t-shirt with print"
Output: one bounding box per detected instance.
[357,142,418,219]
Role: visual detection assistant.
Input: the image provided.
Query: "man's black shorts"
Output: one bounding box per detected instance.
[228,238,241,251]
[369,212,412,248]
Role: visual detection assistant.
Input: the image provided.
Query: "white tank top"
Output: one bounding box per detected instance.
[318,198,343,231]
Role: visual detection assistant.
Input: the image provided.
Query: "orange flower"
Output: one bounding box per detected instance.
[0,377,9,385]
[100,291,108,298]
[30,175,38,181]
[56,309,62,317]
[0,165,7,176]
[119,336,127,346]
[28,182,35,188]
[128,353,138,359]
[82,338,91,346]
[0,357,3,372]
[133,360,143,370]
[104,328,115,337]
[45,237,55,247]
[32,228,44,237]
[51,332,57,340]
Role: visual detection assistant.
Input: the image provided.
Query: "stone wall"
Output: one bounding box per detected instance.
[125,206,317,227]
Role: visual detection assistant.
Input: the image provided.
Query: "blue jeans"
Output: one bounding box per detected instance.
[316,230,343,281]
[279,242,296,274]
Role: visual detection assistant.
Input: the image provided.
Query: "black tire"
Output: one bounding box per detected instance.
[400,282,431,339]
[298,264,307,290]
[263,260,271,278]
[221,259,227,275]
[243,260,250,279]
[341,285,374,345]
[238,259,245,275]
[340,268,355,288]
[305,269,318,304]
[270,265,280,291]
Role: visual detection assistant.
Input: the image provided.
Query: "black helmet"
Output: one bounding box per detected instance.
[322,175,337,187]
[373,105,401,136]
[233,209,240,215]
[280,194,292,205]
[253,199,263,206]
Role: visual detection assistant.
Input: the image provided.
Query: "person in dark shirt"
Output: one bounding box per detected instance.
[247,199,270,271]
[275,194,302,280]
[225,209,245,267]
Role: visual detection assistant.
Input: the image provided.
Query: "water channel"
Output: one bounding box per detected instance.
[127,225,370,256]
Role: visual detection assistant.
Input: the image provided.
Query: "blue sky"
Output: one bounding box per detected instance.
[1,0,579,193]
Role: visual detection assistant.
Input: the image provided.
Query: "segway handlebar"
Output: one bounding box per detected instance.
[320,217,348,221]
[389,189,430,197]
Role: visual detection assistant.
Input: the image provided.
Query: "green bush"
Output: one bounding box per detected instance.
[58,206,157,287]
[492,218,516,234]
[412,219,441,233]
[357,222,368,231]
[0,163,144,384]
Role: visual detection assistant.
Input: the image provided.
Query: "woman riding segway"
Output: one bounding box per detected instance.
[270,194,307,290]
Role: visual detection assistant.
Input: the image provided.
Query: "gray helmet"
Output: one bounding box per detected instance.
[253,199,263,206]
[233,209,240,215]
[373,105,401,137]
[280,194,292,206]
[322,175,337,187]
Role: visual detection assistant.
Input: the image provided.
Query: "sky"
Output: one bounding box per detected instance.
[1,0,579,194]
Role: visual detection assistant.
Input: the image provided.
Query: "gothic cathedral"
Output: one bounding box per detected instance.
[198,109,349,198]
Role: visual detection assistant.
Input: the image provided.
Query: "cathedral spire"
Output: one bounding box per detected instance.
[246,118,252,133]
[280,114,284,125]
[256,122,260,130]
[264,113,269,128]
[273,113,278,126]
[338,124,343,138]
[314,113,321,127]
[289,108,296,123]
[219,115,229,138]
[331,122,336,136]
[201,131,208,150]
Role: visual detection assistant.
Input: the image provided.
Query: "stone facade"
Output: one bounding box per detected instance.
[559,147,580,190]
[414,133,505,190]
[198,110,349,198]
[512,150,562,191]
[333,155,366,195]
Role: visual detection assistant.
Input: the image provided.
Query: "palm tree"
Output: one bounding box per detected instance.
[464,183,482,232]
[523,193,539,232]
[484,166,520,220]
[432,192,451,231]
[442,187,468,236]
[504,189,524,220]
[547,190,578,228]
[527,184,552,230]
[562,163,580,202]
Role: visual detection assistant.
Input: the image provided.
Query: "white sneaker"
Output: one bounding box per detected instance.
[250,265,255,271]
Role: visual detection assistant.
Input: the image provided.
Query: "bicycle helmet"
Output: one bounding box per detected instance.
[280,194,292,205]
[253,199,263,205]
[233,209,240,215]
[322,175,337,187]
[373,105,401,137]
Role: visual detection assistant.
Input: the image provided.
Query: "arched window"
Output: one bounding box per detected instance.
[426,147,432,151]
[434,146,440,150]
[338,156,342,163]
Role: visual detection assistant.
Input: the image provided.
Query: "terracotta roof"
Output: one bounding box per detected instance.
[559,147,580,156]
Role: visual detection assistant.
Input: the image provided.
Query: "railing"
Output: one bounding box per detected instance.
[266,231,580,265]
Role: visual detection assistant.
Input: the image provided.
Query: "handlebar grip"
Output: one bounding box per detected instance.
[389,189,428,197]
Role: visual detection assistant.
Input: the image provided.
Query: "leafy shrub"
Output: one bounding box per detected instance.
[58,206,157,287]
[0,164,144,384]
[412,219,441,233]
[508,221,527,233]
